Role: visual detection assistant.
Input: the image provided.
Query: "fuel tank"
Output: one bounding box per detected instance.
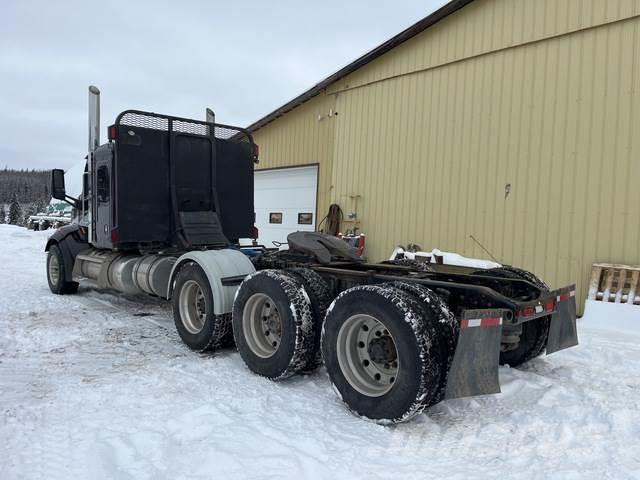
[73,248,176,298]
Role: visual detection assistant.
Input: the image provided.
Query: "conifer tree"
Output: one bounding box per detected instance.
[8,192,22,225]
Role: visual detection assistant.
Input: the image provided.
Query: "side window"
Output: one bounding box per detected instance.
[96,166,110,203]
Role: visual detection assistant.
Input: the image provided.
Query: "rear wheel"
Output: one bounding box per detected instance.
[475,267,551,367]
[46,244,78,295]
[172,263,230,352]
[322,284,444,423]
[500,317,550,367]
[390,281,457,401]
[233,270,316,380]
[284,268,332,371]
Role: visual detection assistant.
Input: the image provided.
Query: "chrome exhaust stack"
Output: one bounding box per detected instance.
[86,85,100,244]
[88,85,100,152]
[206,107,215,125]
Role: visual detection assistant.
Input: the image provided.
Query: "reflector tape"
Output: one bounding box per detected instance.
[557,290,576,302]
[460,317,503,329]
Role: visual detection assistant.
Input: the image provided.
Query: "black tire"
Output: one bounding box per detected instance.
[476,267,550,367]
[321,284,444,423]
[499,266,548,290]
[284,268,332,371]
[46,244,79,295]
[172,263,231,352]
[232,270,316,380]
[499,316,550,367]
[390,281,458,401]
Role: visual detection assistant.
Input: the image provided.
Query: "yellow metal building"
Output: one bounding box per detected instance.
[248,0,640,312]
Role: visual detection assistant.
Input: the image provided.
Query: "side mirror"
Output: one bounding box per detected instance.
[51,169,66,200]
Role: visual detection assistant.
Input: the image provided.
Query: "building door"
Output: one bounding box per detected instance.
[254,165,318,247]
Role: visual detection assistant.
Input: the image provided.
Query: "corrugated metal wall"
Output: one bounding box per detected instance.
[252,0,640,313]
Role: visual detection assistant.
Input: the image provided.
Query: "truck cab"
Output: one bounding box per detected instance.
[45,86,259,305]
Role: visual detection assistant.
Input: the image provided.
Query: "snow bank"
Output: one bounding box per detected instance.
[580,300,640,337]
[389,246,501,269]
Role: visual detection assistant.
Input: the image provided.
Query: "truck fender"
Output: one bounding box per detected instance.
[44,224,88,282]
[167,249,255,316]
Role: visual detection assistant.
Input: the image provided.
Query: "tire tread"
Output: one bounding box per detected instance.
[322,283,443,423]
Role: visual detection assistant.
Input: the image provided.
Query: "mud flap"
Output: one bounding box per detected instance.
[546,286,579,354]
[444,309,506,400]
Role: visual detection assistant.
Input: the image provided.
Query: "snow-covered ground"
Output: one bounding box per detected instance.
[1,224,639,480]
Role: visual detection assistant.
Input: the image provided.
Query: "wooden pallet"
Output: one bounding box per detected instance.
[588,263,640,305]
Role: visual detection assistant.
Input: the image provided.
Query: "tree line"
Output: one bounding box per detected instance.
[0,168,51,225]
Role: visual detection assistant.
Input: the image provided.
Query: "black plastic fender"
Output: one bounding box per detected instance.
[44,224,88,282]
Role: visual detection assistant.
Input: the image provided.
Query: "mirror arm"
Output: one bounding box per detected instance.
[64,194,79,208]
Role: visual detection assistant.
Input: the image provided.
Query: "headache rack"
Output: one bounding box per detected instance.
[98,110,256,251]
[115,110,253,143]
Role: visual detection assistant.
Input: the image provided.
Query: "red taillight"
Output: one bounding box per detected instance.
[252,143,259,160]
[110,228,119,243]
[250,225,259,239]
[108,125,117,141]
[545,300,555,312]
[356,234,366,256]
[520,306,535,317]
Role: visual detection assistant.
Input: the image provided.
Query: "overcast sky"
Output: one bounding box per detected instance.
[0,0,447,170]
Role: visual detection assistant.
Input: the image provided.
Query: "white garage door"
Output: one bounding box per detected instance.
[254,165,318,247]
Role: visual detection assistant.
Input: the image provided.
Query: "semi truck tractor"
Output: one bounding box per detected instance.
[45,87,579,423]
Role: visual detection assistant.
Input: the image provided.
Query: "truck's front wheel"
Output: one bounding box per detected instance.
[172,263,230,352]
[46,244,78,295]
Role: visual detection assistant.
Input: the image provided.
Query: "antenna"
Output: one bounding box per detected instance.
[469,234,500,263]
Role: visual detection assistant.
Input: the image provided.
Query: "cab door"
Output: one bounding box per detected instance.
[93,144,114,249]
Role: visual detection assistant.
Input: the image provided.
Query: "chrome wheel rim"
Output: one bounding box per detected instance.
[48,253,60,286]
[179,280,207,334]
[242,293,281,358]
[336,314,399,397]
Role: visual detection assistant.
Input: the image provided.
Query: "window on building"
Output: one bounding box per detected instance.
[269,212,282,224]
[298,213,313,225]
